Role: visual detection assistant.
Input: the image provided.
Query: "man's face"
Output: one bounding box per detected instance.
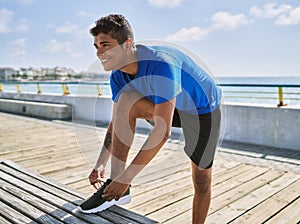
[94,33,127,71]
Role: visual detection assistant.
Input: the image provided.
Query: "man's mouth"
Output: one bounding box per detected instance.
[101,58,110,63]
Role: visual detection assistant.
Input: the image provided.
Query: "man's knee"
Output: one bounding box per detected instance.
[118,91,141,107]
[118,91,154,120]
[193,178,211,194]
[117,91,142,117]
[192,167,212,194]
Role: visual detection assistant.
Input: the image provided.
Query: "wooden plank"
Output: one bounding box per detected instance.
[128,158,240,201]
[133,158,190,185]
[163,209,192,224]
[210,169,284,214]
[151,166,267,222]
[0,188,64,224]
[2,144,79,162]
[148,196,192,222]
[231,178,300,223]
[95,209,141,224]
[0,161,85,200]
[1,179,90,224]
[264,197,300,224]
[130,184,194,214]
[207,171,300,223]
[108,206,159,224]
[0,201,38,224]
[212,163,253,186]
[132,165,191,195]
[0,163,114,224]
[47,166,91,184]
[212,158,242,174]
[212,166,269,198]
[128,174,193,209]
[0,171,113,224]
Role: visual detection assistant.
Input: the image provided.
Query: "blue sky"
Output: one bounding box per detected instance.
[0,0,300,77]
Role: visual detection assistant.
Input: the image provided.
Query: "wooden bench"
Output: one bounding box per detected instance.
[0,160,158,224]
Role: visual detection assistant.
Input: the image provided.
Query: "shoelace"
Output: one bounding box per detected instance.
[95,179,112,195]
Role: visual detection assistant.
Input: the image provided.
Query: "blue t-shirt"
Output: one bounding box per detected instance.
[110,44,222,114]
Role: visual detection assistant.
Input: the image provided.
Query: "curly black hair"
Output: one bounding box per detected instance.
[90,14,134,45]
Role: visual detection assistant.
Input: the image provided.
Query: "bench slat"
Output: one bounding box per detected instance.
[0,201,39,224]
[0,179,89,224]
[0,188,64,224]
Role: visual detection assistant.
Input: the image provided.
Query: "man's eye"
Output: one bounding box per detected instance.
[94,44,98,49]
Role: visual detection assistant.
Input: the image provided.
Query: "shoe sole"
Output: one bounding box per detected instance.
[78,195,131,213]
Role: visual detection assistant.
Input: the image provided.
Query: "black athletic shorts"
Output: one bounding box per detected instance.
[171,106,221,169]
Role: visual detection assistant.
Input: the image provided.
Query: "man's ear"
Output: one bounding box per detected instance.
[124,38,133,51]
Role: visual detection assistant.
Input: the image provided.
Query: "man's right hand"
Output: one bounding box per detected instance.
[89,165,105,190]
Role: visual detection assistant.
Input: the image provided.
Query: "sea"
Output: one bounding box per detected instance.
[1,76,300,106]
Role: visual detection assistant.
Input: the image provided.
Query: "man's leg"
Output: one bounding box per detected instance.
[179,107,221,223]
[111,91,155,180]
[191,162,212,224]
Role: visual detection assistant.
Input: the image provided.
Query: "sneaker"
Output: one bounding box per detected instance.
[78,179,131,213]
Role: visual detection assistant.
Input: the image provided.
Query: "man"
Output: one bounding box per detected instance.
[78,14,222,224]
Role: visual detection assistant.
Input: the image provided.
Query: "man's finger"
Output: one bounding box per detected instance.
[90,180,99,185]
[102,192,112,199]
[92,182,102,190]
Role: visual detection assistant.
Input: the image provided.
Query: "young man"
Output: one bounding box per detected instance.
[78,14,222,224]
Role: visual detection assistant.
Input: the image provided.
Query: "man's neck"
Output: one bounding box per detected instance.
[120,50,138,76]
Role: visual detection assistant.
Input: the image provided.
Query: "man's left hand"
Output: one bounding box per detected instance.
[102,180,129,201]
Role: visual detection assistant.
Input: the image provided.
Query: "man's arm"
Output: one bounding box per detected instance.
[94,122,113,170]
[89,122,113,189]
[124,98,175,179]
[103,98,175,200]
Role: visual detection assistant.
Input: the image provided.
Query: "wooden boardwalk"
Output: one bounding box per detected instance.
[0,112,300,223]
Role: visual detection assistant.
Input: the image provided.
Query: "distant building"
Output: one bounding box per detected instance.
[0,66,81,81]
[0,68,15,80]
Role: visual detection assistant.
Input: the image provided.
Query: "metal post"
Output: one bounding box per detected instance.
[97,84,102,96]
[277,86,286,107]
[62,84,70,95]
[37,83,42,94]
[16,84,21,93]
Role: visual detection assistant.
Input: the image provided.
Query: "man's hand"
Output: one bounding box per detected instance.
[102,180,129,201]
[88,165,105,190]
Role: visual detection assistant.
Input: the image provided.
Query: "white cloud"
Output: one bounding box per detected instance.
[165,11,252,42]
[165,26,209,42]
[18,0,34,4]
[148,0,183,8]
[78,11,93,18]
[0,8,14,33]
[56,22,79,33]
[10,38,26,48]
[44,39,73,53]
[49,22,90,41]
[275,6,300,25]
[249,3,300,26]
[0,8,29,33]
[15,19,29,32]
[250,3,292,18]
[9,38,26,57]
[210,12,253,30]
[43,39,84,58]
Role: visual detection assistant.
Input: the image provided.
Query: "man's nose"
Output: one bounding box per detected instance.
[97,48,104,57]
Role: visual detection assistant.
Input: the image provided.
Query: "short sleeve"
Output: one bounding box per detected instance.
[150,61,182,104]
